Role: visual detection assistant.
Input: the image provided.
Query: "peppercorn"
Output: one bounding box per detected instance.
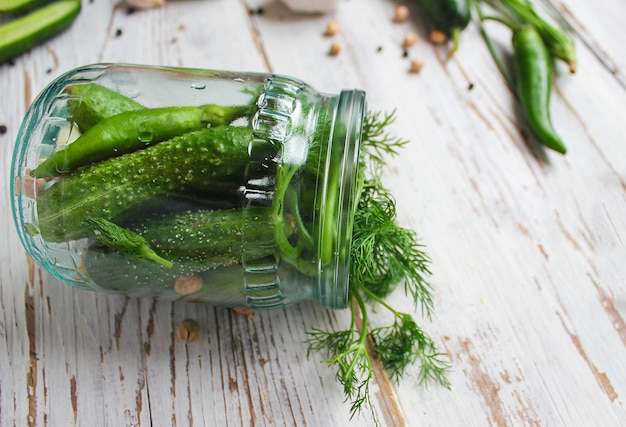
[328,42,341,56]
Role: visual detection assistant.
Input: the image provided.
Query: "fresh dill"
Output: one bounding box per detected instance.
[82,217,173,268]
[307,110,450,421]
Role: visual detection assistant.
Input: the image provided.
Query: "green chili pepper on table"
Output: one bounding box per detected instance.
[512,26,566,154]
[484,0,577,73]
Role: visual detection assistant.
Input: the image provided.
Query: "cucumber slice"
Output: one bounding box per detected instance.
[0,0,81,64]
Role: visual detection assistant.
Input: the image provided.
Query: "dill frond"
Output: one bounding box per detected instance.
[307,108,449,423]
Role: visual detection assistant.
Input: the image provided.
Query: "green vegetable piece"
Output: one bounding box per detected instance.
[487,0,577,73]
[513,26,566,154]
[0,0,81,64]
[65,83,145,132]
[31,103,251,177]
[83,217,173,268]
[36,126,254,242]
[85,245,246,303]
[130,207,275,270]
[414,0,471,58]
[306,111,450,420]
[0,0,49,14]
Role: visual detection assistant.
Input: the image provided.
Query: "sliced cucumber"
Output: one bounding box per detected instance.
[0,0,81,64]
[0,0,50,14]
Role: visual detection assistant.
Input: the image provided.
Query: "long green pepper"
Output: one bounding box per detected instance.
[512,26,566,154]
[65,83,145,132]
[32,103,251,177]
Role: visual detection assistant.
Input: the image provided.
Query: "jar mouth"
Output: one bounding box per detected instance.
[318,89,366,309]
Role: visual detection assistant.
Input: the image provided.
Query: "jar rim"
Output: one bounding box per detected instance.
[318,89,366,309]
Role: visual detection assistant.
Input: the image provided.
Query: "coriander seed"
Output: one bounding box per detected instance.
[429,30,447,45]
[174,274,203,295]
[402,32,418,48]
[409,59,424,73]
[176,319,200,341]
[393,5,410,23]
[325,21,339,36]
[232,307,255,316]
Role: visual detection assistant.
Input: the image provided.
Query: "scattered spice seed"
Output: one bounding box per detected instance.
[176,319,200,341]
[325,21,339,36]
[402,50,409,58]
[376,45,383,52]
[468,82,475,91]
[0,124,7,134]
[429,30,447,45]
[232,307,255,316]
[174,274,203,295]
[402,32,418,48]
[328,42,341,56]
[114,28,123,37]
[409,58,425,73]
[393,5,410,23]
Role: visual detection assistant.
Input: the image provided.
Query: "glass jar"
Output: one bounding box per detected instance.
[11,63,366,310]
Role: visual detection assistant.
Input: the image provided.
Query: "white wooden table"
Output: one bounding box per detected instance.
[1,0,625,425]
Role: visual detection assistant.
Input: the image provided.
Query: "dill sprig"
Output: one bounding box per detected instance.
[82,217,173,268]
[352,184,434,316]
[361,109,408,168]
[307,289,375,420]
[307,110,450,422]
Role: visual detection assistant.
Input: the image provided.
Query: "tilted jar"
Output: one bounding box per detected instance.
[11,64,366,310]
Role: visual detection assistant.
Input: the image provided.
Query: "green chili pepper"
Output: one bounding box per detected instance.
[65,83,145,132]
[31,103,251,177]
[414,0,471,58]
[485,0,576,73]
[512,26,566,154]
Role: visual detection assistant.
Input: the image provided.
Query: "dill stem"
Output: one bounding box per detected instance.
[352,289,370,347]
[359,285,399,317]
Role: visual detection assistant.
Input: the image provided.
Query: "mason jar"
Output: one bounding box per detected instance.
[11,63,366,310]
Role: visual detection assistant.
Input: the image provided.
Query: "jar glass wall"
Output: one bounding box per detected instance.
[11,64,365,310]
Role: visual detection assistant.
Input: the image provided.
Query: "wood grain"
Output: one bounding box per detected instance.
[1,0,625,426]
